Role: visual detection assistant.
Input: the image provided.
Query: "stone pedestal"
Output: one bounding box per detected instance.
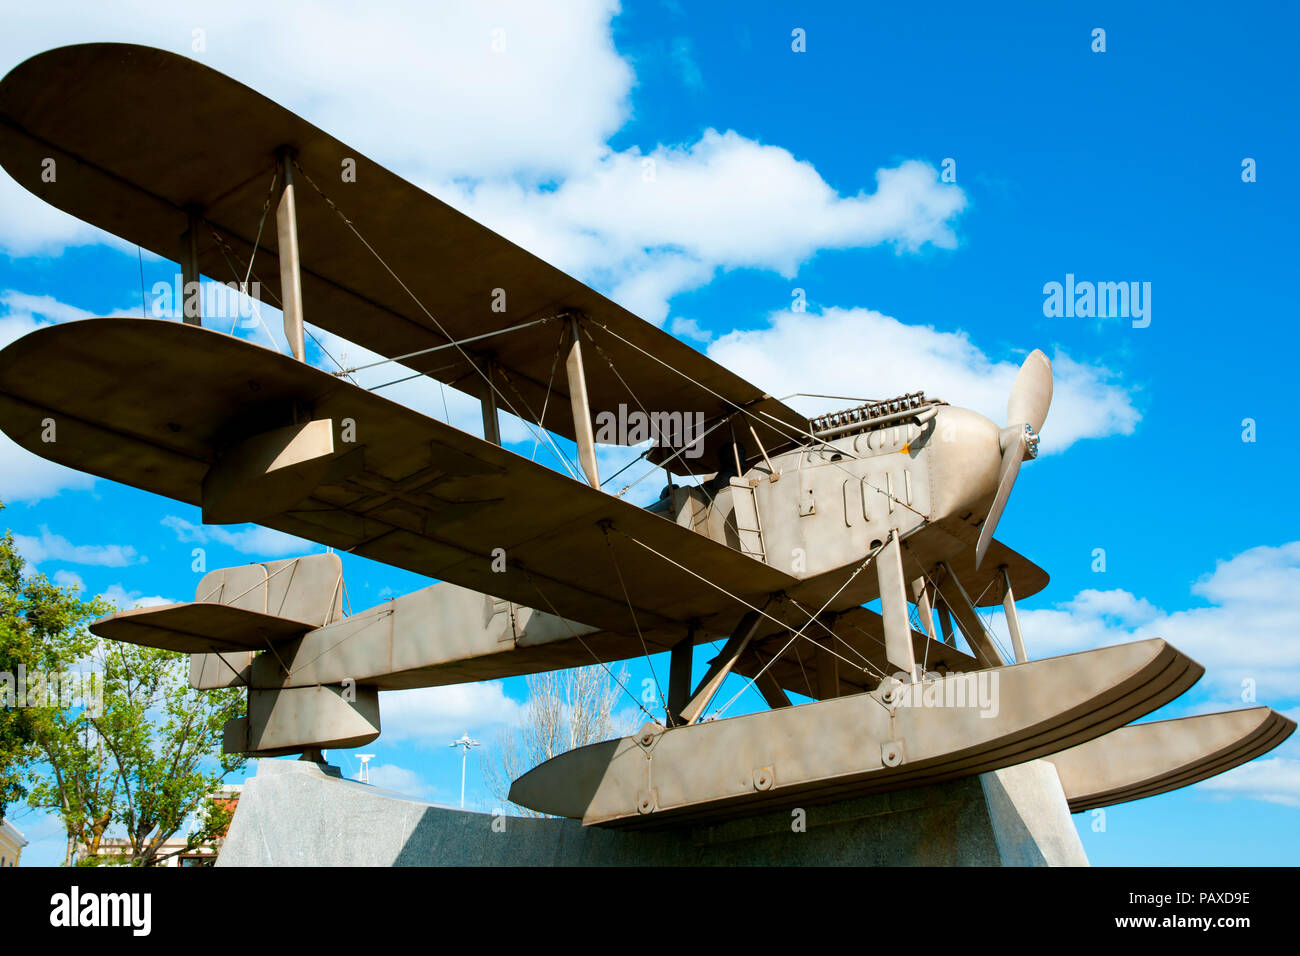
[217,757,1087,866]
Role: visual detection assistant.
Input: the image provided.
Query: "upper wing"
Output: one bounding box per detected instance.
[0,317,796,642]
[0,42,808,475]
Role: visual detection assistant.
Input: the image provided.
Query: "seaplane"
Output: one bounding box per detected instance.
[0,43,1291,829]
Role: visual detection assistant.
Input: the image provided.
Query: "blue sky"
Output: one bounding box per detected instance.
[1,1,1297,865]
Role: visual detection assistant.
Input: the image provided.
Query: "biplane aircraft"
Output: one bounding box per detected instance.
[0,43,1291,828]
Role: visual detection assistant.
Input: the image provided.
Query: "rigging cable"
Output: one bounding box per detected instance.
[601,525,669,721]
[290,159,580,480]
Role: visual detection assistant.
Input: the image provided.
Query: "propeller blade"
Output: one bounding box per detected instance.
[975,430,1026,569]
[1007,349,1053,433]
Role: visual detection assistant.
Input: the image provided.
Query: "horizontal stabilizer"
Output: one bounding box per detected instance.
[91,602,309,654]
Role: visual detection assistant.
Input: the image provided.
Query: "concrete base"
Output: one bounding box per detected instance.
[217,757,1088,866]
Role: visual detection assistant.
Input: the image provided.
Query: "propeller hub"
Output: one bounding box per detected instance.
[998,423,1039,460]
[1023,424,1040,460]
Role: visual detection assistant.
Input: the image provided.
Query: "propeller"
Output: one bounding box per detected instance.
[974,349,1053,569]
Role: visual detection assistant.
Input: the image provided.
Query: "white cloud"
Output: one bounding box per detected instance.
[0,290,95,329]
[307,326,492,436]
[2,10,967,330]
[437,145,966,325]
[0,433,95,503]
[1197,756,1300,807]
[379,682,523,743]
[0,174,124,257]
[707,306,1140,454]
[670,316,712,343]
[0,290,144,502]
[1018,542,1300,701]
[52,568,84,591]
[1058,589,1162,626]
[160,514,310,557]
[363,762,433,799]
[671,37,704,91]
[13,527,143,567]
[0,9,1131,523]
[307,323,583,471]
[1004,554,1300,810]
[100,582,173,610]
[0,0,633,253]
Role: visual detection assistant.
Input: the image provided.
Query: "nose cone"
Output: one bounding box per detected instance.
[926,405,1003,523]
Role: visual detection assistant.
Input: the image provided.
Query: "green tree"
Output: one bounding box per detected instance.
[0,501,105,830]
[25,687,119,865]
[2,500,246,865]
[89,640,245,865]
[25,630,247,866]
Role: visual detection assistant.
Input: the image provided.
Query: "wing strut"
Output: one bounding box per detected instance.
[680,606,767,725]
[877,531,920,681]
[275,148,306,361]
[910,575,941,645]
[815,631,841,699]
[748,653,792,709]
[935,597,956,646]
[181,205,202,325]
[666,628,695,725]
[480,357,502,445]
[565,316,600,488]
[935,561,1004,668]
[1001,567,1029,664]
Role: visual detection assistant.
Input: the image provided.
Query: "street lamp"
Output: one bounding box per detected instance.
[449,733,480,809]
[356,753,374,784]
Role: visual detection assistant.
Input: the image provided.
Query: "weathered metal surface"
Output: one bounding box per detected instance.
[0,318,800,641]
[190,649,254,690]
[262,579,609,691]
[0,317,1055,677]
[274,150,305,362]
[254,553,345,625]
[90,552,342,659]
[224,683,380,757]
[679,609,764,725]
[731,606,984,700]
[875,531,919,680]
[1045,707,1297,812]
[92,603,308,654]
[934,560,1004,667]
[95,553,341,685]
[564,318,600,489]
[509,638,1203,827]
[201,418,335,524]
[1001,569,1029,664]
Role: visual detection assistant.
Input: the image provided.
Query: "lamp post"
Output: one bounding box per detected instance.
[449,733,480,809]
[356,753,374,784]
